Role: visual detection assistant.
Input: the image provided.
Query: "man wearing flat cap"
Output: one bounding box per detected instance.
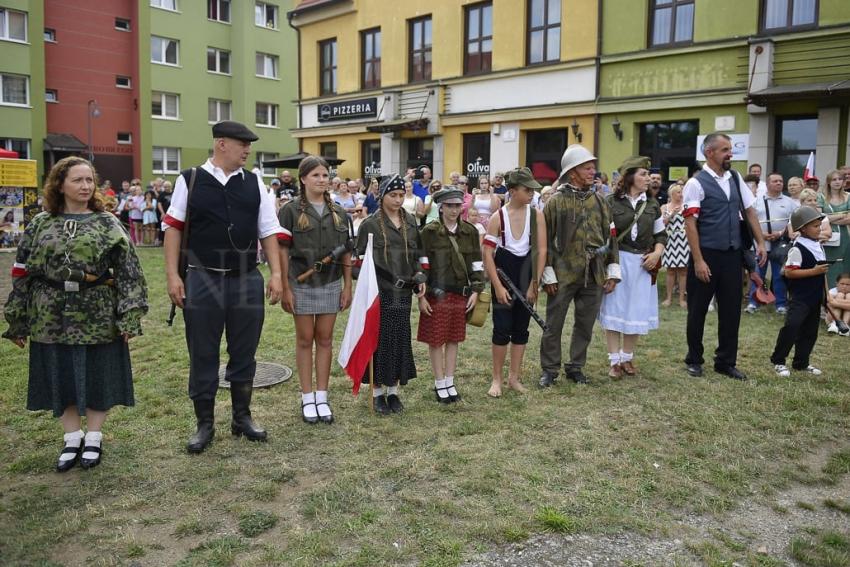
[538,144,620,386]
[163,120,284,453]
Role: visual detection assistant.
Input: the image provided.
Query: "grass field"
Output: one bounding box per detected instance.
[1,247,848,566]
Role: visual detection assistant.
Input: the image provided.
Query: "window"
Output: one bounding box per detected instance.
[528,0,561,65]
[256,52,278,79]
[44,28,56,42]
[774,116,817,181]
[45,89,58,103]
[638,120,699,179]
[465,3,493,75]
[319,39,337,95]
[409,16,432,82]
[255,2,278,29]
[151,36,179,65]
[319,142,338,160]
[152,147,180,174]
[650,0,694,47]
[208,98,232,123]
[117,132,132,145]
[406,138,433,170]
[762,0,817,31]
[150,0,177,10]
[257,152,279,176]
[361,139,381,178]
[115,18,131,31]
[116,75,132,88]
[1,138,30,159]
[152,92,180,119]
[207,47,231,74]
[525,129,567,185]
[208,0,230,23]
[361,28,381,90]
[256,102,278,127]
[463,133,491,186]
[0,74,29,106]
[0,8,27,42]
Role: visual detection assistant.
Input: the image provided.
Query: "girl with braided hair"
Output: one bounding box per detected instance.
[278,155,352,424]
[355,174,427,414]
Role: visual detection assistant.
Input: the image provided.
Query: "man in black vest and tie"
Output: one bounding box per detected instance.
[682,132,766,380]
[163,121,283,453]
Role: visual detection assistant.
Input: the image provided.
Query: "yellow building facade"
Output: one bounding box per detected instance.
[289,0,598,185]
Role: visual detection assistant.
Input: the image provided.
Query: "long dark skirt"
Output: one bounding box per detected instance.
[361,291,417,387]
[28,340,135,417]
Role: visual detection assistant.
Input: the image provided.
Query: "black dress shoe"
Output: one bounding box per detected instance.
[715,365,747,381]
[566,370,589,384]
[316,402,334,424]
[387,394,404,413]
[685,363,703,377]
[56,444,81,473]
[79,446,102,469]
[447,386,460,402]
[538,371,558,388]
[374,395,391,415]
[434,387,452,404]
[301,402,319,424]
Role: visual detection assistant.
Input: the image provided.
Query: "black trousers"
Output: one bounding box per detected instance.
[771,299,820,369]
[492,247,532,346]
[184,268,265,401]
[685,247,744,369]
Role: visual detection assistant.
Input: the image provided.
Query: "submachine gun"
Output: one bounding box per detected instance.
[495,267,549,332]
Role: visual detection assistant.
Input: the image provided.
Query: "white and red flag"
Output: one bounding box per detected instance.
[803,151,816,180]
[337,233,380,395]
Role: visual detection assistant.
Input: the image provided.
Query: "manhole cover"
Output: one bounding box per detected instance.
[218,361,292,389]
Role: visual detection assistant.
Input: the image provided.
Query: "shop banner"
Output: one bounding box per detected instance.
[696,134,749,162]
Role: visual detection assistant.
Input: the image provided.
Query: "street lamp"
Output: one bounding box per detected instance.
[87,99,101,163]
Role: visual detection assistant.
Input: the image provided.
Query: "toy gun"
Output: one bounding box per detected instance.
[495,267,549,332]
[296,241,353,283]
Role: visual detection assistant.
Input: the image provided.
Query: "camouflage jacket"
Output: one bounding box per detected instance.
[543,183,619,287]
[4,212,148,344]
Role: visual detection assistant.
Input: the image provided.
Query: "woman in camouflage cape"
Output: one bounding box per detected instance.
[4,157,148,472]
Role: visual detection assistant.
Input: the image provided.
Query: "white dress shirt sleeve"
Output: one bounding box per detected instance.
[256,173,283,239]
[162,173,188,231]
[682,177,704,218]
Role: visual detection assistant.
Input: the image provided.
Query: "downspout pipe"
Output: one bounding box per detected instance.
[593,0,603,158]
[287,9,303,152]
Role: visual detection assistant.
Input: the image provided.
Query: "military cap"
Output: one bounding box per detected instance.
[212,120,259,142]
[618,156,652,177]
[379,174,406,199]
[432,187,465,204]
[505,167,542,190]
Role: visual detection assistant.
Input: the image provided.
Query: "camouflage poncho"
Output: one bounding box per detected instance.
[4,211,148,344]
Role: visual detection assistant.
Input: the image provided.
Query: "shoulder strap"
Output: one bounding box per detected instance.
[763,197,772,233]
[447,231,470,285]
[616,199,648,243]
[498,207,506,247]
[529,205,538,281]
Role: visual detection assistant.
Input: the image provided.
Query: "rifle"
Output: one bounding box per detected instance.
[167,167,197,326]
[495,267,549,332]
[296,241,353,283]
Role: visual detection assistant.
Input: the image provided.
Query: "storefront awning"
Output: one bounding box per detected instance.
[262,152,345,169]
[365,118,429,133]
[44,133,88,152]
[747,80,850,105]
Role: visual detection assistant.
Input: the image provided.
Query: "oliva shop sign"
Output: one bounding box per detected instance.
[318,97,378,123]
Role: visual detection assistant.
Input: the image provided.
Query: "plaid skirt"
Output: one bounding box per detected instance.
[292,278,343,315]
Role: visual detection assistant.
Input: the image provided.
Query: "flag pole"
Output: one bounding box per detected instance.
[369,356,375,413]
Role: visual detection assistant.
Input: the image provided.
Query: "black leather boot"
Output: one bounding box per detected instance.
[187,400,215,454]
[230,382,267,442]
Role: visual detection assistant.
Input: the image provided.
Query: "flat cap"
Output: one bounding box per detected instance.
[505,167,542,190]
[618,156,652,177]
[432,187,465,204]
[212,120,259,142]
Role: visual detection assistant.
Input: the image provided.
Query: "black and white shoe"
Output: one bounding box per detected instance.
[387,394,404,413]
[56,444,81,473]
[79,445,102,469]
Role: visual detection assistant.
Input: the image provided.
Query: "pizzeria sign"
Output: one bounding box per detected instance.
[318,97,378,123]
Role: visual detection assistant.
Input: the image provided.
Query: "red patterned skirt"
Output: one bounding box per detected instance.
[417,292,468,346]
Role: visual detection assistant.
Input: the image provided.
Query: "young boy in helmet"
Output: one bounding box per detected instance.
[770,206,829,377]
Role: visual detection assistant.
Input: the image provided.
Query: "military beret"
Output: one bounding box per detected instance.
[505,167,542,190]
[379,174,406,199]
[432,187,465,204]
[618,156,652,177]
[212,120,259,142]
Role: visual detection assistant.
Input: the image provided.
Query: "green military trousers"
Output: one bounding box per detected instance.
[539,279,604,374]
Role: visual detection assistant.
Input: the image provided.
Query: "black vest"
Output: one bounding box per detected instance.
[695,169,742,251]
[786,242,823,306]
[184,168,260,270]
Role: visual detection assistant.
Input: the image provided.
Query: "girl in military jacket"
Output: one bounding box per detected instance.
[417,187,485,403]
[279,155,352,424]
[4,157,148,472]
[598,156,667,378]
[355,175,427,415]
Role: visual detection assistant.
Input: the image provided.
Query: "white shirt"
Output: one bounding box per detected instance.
[754,192,799,250]
[161,159,281,239]
[683,163,755,219]
[785,236,826,269]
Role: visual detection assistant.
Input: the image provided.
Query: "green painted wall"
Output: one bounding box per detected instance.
[821,0,850,26]
[693,0,757,42]
[601,1,646,55]
[772,31,850,85]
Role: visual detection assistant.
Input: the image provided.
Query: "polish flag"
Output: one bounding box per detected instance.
[337,233,380,395]
[803,152,816,180]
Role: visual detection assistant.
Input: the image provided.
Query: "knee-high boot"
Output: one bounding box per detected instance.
[230,382,267,442]
[187,399,215,454]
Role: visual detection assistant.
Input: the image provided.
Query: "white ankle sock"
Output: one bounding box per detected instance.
[445,375,458,396]
[315,390,331,417]
[82,431,102,461]
[387,385,399,396]
[620,351,633,362]
[372,387,384,398]
[60,430,83,463]
[608,352,621,366]
[435,378,449,399]
[302,392,318,418]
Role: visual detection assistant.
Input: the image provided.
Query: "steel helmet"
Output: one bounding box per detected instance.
[558,144,597,180]
[790,205,825,232]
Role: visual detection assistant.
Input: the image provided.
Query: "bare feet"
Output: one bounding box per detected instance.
[679,299,687,309]
[661,299,671,307]
[507,379,528,393]
[487,382,502,397]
